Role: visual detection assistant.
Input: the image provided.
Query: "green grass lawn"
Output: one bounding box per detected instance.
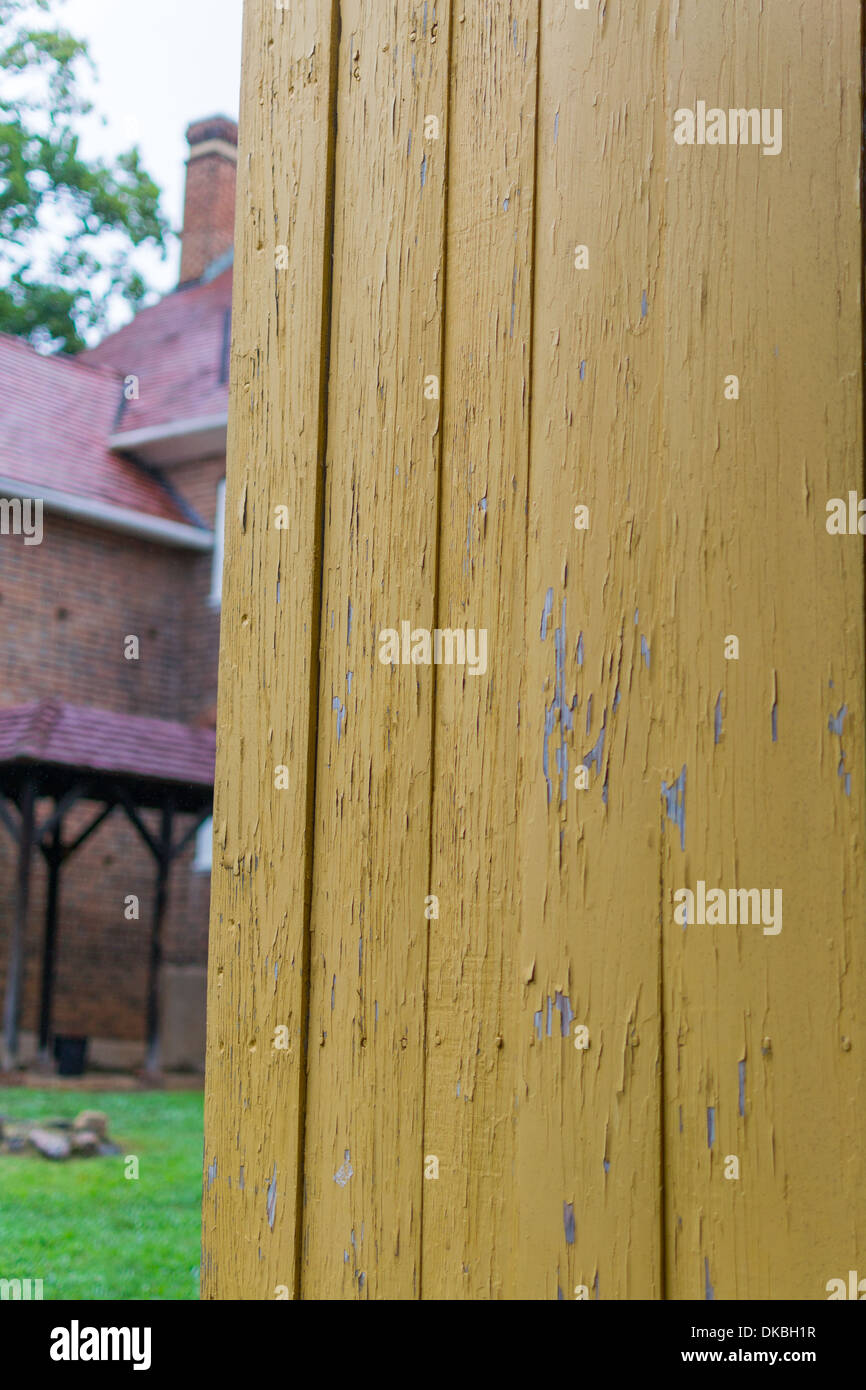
[0,1089,203,1300]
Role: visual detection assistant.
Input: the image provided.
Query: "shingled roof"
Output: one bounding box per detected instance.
[0,699,215,790]
[0,334,193,525]
[81,265,232,437]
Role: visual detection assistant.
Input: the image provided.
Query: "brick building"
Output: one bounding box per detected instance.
[0,117,237,1072]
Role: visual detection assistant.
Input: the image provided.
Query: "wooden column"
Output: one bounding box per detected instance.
[144,804,173,1077]
[204,0,866,1300]
[2,777,35,1071]
[37,820,63,1065]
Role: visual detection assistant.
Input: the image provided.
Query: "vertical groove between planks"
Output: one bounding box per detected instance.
[418,0,458,1304]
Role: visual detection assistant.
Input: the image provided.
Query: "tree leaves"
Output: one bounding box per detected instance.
[0,0,171,352]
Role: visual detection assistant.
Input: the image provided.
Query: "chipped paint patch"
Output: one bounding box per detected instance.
[332,696,345,741]
[266,1162,277,1229]
[554,991,574,1037]
[207,1156,218,1190]
[534,993,574,1041]
[706,1106,715,1148]
[563,1201,575,1244]
[540,587,554,640]
[828,705,851,794]
[541,595,578,804]
[714,691,723,745]
[828,704,848,736]
[334,1150,354,1187]
[661,766,687,850]
[583,708,607,780]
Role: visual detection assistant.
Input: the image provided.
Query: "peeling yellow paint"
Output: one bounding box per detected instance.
[204,0,865,1301]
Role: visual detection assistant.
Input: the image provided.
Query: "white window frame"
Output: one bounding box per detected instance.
[194,815,214,873]
[210,478,226,607]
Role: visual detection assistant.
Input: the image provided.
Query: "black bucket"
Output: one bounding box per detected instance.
[54,1035,88,1077]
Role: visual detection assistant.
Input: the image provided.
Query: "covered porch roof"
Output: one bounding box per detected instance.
[0,700,216,1075]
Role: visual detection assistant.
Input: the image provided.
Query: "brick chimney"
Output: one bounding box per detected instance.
[179,115,238,286]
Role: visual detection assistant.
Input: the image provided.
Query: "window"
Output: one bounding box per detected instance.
[210,478,226,606]
[194,816,213,873]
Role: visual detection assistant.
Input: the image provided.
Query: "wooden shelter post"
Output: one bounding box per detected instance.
[1,776,35,1071]
[37,819,64,1066]
[144,803,174,1077]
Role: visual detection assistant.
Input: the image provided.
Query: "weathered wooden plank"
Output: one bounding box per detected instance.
[201,0,339,1300]
[206,0,866,1303]
[659,0,866,1298]
[299,0,451,1299]
[512,0,666,1301]
[420,0,538,1300]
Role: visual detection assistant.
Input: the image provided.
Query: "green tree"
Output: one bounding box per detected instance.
[0,0,171,352]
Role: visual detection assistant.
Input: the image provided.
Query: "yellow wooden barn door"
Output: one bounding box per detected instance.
[202,0,865,1300]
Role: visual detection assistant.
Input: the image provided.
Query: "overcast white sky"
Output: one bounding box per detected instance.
[59,0,244,294]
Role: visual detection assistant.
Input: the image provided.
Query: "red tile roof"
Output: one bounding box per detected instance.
[0,334,191,524]
[0,699,215,788]
[81,266,232,435]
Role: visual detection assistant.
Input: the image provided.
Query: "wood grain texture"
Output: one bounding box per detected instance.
[659,0,866,1299]
[201,0,339,1300]
[419,0,538,1300]
[300,0,450,1300]
[204,0,866,1300]
[512,0,666,1301]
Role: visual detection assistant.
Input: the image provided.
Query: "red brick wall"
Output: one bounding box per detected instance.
[0,477,222,1051]
[170,455,225,725]
[0,516,188,715]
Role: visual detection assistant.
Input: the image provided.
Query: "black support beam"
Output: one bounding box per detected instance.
[1,777,35,1070]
